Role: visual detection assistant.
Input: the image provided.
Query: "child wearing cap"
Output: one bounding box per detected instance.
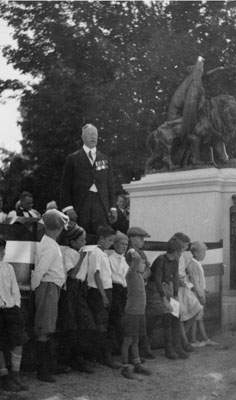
[87,225,121,369]
[188,241,218,347]
[31,209,69,382]
[127,226,154,359]
[0,235,28,392]
[60,222,96,373]
[109,231,129,351]
[121,249,151,379]
[127,227,151,274]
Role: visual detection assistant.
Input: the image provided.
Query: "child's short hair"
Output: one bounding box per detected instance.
[173,232,191,243]
[97,225,115,239]
[0,234,6,249]
[113,231,128,245]
[167,236,185,254]
[42,209,69,231]
[190,241,207,255]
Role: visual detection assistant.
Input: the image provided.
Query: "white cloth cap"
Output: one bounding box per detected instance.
[42,209,69,229]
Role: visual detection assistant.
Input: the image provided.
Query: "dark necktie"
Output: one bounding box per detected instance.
[88,151,94,164]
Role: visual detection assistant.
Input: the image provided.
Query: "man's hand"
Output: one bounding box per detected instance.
[66,209,78,222]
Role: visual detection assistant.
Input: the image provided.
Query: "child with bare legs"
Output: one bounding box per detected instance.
[121,249,151,379]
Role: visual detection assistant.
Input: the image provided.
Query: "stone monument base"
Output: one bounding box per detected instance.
[123,167,236,329]
[222,291,236,331]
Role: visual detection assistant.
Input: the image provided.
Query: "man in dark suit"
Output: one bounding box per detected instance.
[111,195,129,234]
[60,124,117,237]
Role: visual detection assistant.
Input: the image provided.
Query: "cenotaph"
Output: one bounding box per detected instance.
[123,168,236,329]
[124,57,236,330]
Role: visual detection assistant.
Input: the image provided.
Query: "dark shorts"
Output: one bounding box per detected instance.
[87,288,112,331]
[122,313,146,338]
[110,283,127,319]
[0,306,28,350]
[59,278,96,332]
[34,282,60,337]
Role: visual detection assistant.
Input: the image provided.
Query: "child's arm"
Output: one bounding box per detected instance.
[10,265,21,307]
[173,263,179,300]
[31,247,54,291]
[68,251,87,279]
[152,257,165,296]
[126,249,141,273]
[152,256,173,311]
[94,271,109,308]
[188,261,205,304]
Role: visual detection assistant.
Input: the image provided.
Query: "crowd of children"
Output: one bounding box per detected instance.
[0,207,218,393]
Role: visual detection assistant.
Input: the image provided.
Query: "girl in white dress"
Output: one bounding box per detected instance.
[187,242,218,347]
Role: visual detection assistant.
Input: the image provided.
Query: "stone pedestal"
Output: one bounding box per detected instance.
[222,291,236,331]
[123,167,236,329]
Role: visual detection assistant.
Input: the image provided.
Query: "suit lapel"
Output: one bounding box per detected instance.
[81,148,93,168]
[95,150,103,162]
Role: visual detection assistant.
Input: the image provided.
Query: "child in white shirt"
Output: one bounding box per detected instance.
[87,225,121,369]
[188,241,218,347]
[61,222,95,373]
[109,232,129,351]
[31,209,69,382]
[0,235,28,392]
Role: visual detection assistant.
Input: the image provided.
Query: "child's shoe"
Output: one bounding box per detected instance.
[104,353,122,369]
[190,341,206,348]
[37,371,56,383]
[139,337,155,359]
[71,356,94,374]
[121,366,134,380]
[133,363,152,376]
[10,371,29,391]
[165,345,178,360]
[51,364,72,375]
[204,339,218,346]
[1,374,21,392]
[174,347,189,359]
[183,343,194,352]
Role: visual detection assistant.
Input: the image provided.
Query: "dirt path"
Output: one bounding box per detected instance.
[5,331,236,400]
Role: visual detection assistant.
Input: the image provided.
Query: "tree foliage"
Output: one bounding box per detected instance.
[1,1,236,211]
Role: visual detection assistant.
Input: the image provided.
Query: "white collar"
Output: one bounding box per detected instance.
[114,251,123,259]
[83,144,96,155]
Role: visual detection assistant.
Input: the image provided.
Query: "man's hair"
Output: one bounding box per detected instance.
[0,235,6,249]
[20,191,33,201]
[82,124,98,136]
[173,232,191,244]
[166,236,185,254]
[97,225,115,239]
